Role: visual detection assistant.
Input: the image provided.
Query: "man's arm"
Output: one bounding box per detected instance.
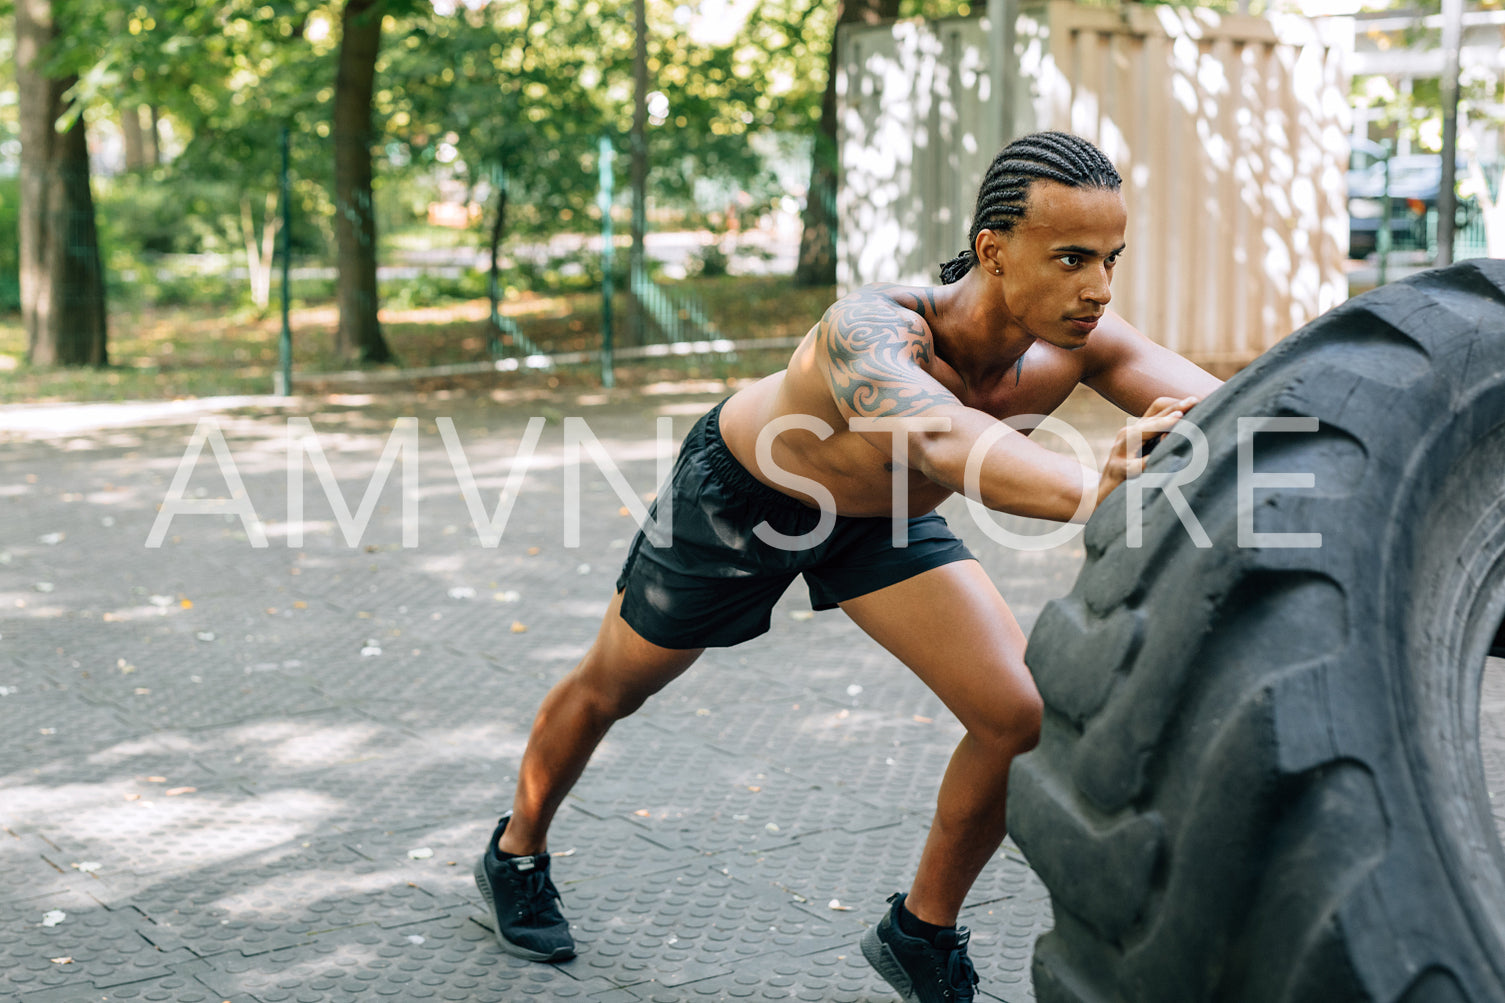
[818,294,1182,522]
[1079,311,1223,416]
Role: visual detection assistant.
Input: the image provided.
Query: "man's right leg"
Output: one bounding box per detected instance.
[475,589,703,961]
[500,589,704,855]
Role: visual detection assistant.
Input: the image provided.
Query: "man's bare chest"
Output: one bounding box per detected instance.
[930,354,1081,425]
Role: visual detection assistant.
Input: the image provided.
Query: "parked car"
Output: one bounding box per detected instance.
[1348,139,1476,258]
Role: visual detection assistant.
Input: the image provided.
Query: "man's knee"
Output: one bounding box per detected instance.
[568,640,692,723]
[969,674,1043,756]
[563,663,651,723]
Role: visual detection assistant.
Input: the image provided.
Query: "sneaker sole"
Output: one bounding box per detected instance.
[473,854,576,962]
[861,925,917,1001]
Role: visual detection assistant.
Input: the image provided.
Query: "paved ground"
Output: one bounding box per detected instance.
[2,382,1502,1003]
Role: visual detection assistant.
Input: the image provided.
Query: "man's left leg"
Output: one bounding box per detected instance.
[839,559,1040,923]
[841,559,1038,1000]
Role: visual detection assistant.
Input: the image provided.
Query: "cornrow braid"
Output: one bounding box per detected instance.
[938,131,1122,284]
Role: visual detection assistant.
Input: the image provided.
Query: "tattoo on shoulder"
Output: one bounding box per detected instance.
[819,292,958,417]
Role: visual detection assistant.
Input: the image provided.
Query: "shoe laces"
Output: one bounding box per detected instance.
[944,944,979,998]
[512,860,563,920]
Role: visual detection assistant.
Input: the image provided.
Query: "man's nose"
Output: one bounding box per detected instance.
[1083,268,1112,305]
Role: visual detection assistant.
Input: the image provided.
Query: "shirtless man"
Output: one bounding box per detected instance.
[474,131,1222,1003]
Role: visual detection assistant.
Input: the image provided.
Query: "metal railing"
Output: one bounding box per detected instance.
[630,266,722,346]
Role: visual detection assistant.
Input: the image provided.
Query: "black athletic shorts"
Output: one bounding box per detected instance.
[615,400,975,649]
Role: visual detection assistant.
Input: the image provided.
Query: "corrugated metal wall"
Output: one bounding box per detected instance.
[837,2,1351,369]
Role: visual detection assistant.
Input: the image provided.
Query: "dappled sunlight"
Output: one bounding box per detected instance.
[2,780,343,874]
[219,719,393,772]
[203,861,433,918]
[417,723,530,762]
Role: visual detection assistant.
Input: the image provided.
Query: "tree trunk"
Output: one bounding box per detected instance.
[17,0,109,367]
[487,182,507,354]
[627,0,648,347]
[241,192,280,310]
[146,104,161,165]
[793,0,900,288]
[333,0,393,364]
[121,105,146,171]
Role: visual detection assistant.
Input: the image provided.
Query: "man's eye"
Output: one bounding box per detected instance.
[1106,254,1120,267]
[1061,255,1081,267]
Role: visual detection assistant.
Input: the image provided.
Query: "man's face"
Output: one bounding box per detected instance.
[991,181,1128,349]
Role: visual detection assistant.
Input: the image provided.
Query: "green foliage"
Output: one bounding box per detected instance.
[689,242,730,278]
[5,0,993,348]
[380,269,489,309]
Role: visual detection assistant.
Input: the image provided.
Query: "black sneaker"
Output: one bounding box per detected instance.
[473,813,576,962]
[861,892,979,1002]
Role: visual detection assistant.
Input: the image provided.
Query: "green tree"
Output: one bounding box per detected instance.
[333,0,393,363]
[56,0,338,310]
[16,0,108,366]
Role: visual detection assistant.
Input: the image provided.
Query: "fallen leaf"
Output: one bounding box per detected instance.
[179,599,193,609]
[71,862,101,873]
[41,910,65,927]
[747,786,761,793]
[408,847,434,860]
[634,809,651,817]
[146,776,167,783]
[618,506,631,517]
[913,715,933,724]
[790,610,814,621]
[50,956,73,965]
[828,899,853,911]
[293,601,307,610]
[493,590,520,602]
[165,787,196,796]
[527,546,541,556]
[510,621,528,633]
[765,822,781,833]
[134,688,151,696]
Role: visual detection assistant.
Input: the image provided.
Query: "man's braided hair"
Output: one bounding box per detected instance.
[939,131,1122,284]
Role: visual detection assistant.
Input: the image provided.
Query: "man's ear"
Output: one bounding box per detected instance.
[974,229,1005,276]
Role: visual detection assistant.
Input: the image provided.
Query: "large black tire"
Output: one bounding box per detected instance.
[1009,260,1505,1003]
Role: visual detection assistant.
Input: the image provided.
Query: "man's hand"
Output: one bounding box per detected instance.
[1096,395,1199,509]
